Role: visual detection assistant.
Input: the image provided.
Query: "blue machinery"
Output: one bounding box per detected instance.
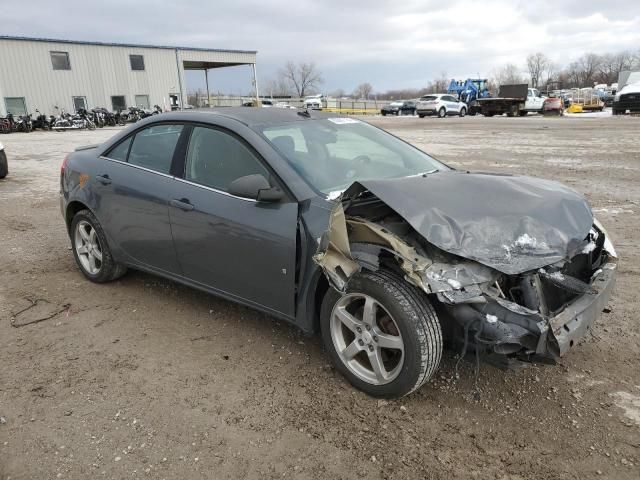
[447,79,491,115]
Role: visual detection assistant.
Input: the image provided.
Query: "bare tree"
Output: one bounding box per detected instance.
[265,75,292,97]
[329,88,346,98]
[575,53,602,86]
[353,82,373,99]
[526,53,550,88]
[280,61,324,98]
[597,51,635,84]
[491,63,525,87]
[543,61,558,87]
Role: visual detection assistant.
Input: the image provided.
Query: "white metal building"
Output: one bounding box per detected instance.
[0,36,258,116]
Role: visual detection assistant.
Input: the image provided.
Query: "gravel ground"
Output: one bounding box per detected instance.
[1,114,639,480]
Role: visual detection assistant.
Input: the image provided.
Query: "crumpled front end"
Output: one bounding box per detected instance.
[314,191,618,362]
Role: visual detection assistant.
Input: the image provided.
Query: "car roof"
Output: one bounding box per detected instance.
[148,107,339,127]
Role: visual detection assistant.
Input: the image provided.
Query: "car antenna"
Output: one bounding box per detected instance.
[297,108,311,118]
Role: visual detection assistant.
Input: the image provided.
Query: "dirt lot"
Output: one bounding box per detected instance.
[1,114,639,480]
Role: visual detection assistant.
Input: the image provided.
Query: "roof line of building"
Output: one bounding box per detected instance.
[0,35,257,55]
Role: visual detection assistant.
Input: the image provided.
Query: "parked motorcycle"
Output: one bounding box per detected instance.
[76,108,96,130]
[127,106,143,123]
[32,109,53,130]
[115,109,129,126]
[0,117,10,134]
[93,107,117,127]
[90,108,106,128]
[6,113,32,133]
[52,106,95,130]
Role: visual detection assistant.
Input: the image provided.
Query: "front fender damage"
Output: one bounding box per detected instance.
[313,201,497,299]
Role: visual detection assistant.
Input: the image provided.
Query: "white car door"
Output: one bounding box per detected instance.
[525,89,544,111]
[445,96,460,113]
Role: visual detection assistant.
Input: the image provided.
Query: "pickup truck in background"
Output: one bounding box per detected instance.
[476,84,545,117]
[613,82,640,115]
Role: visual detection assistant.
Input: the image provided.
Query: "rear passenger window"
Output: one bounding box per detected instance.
[128,124,183,174]
[106,137,132,162]
[185,127,270,192]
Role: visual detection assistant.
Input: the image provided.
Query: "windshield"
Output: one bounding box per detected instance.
[420,95,437,101]
[260,118,448,195]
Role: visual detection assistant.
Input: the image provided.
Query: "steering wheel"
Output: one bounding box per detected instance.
[345,154,372,179]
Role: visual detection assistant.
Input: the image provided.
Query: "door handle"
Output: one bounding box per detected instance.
[170,198,195,211]
[95,174,112,185]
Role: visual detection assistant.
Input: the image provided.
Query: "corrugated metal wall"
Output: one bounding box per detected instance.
[0,38,256,116]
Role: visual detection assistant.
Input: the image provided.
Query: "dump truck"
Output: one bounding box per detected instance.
[476,84,545,117]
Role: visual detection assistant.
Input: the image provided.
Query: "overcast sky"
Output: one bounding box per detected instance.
[3,0,640,95]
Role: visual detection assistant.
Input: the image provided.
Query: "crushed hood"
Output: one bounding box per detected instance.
[343,171,593,275]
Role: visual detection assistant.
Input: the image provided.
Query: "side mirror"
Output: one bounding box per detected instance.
[227,174,284,202]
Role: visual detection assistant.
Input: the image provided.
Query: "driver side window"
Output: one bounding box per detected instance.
[185,127,270,192]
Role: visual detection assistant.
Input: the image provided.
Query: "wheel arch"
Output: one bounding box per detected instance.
[307,269,329,335]
[65,200,93,234]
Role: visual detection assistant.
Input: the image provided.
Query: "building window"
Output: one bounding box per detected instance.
[4,97,27,116]
[111,96,127,112]
[50,51,71,70]
[130,55,145,71]
[134,95,150,109]
[73,96,87,112]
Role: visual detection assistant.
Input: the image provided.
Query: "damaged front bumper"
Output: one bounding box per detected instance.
[441,261,617,360]
[547,262,616,357]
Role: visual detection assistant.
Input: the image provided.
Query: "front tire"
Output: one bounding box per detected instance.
[459,107,467,117]
[70,209,127,283]
[438,107,446,118]
[320,269,442,398]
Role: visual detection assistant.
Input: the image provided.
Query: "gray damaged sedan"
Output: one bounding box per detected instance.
[60,108,617,398]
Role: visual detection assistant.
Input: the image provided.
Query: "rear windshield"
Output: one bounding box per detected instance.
[420,96,437,101]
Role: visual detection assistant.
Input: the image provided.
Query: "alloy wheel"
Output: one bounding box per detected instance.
[74,220,103,275]
[330,293,404,385]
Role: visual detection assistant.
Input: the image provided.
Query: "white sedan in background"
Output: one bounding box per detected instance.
[416,94,467,118]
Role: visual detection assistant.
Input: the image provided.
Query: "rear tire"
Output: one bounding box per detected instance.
[320,269,443,398]
[418,114,425,118]
[438,107,446,118]
[70,209,127,283]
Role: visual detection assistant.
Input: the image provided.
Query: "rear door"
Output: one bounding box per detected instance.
[96,123,186,274]
[169,124,299,317]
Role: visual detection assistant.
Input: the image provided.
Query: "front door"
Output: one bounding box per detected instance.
[445,96,461,113]
[169,125,298,317]
[95,124,186,274]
